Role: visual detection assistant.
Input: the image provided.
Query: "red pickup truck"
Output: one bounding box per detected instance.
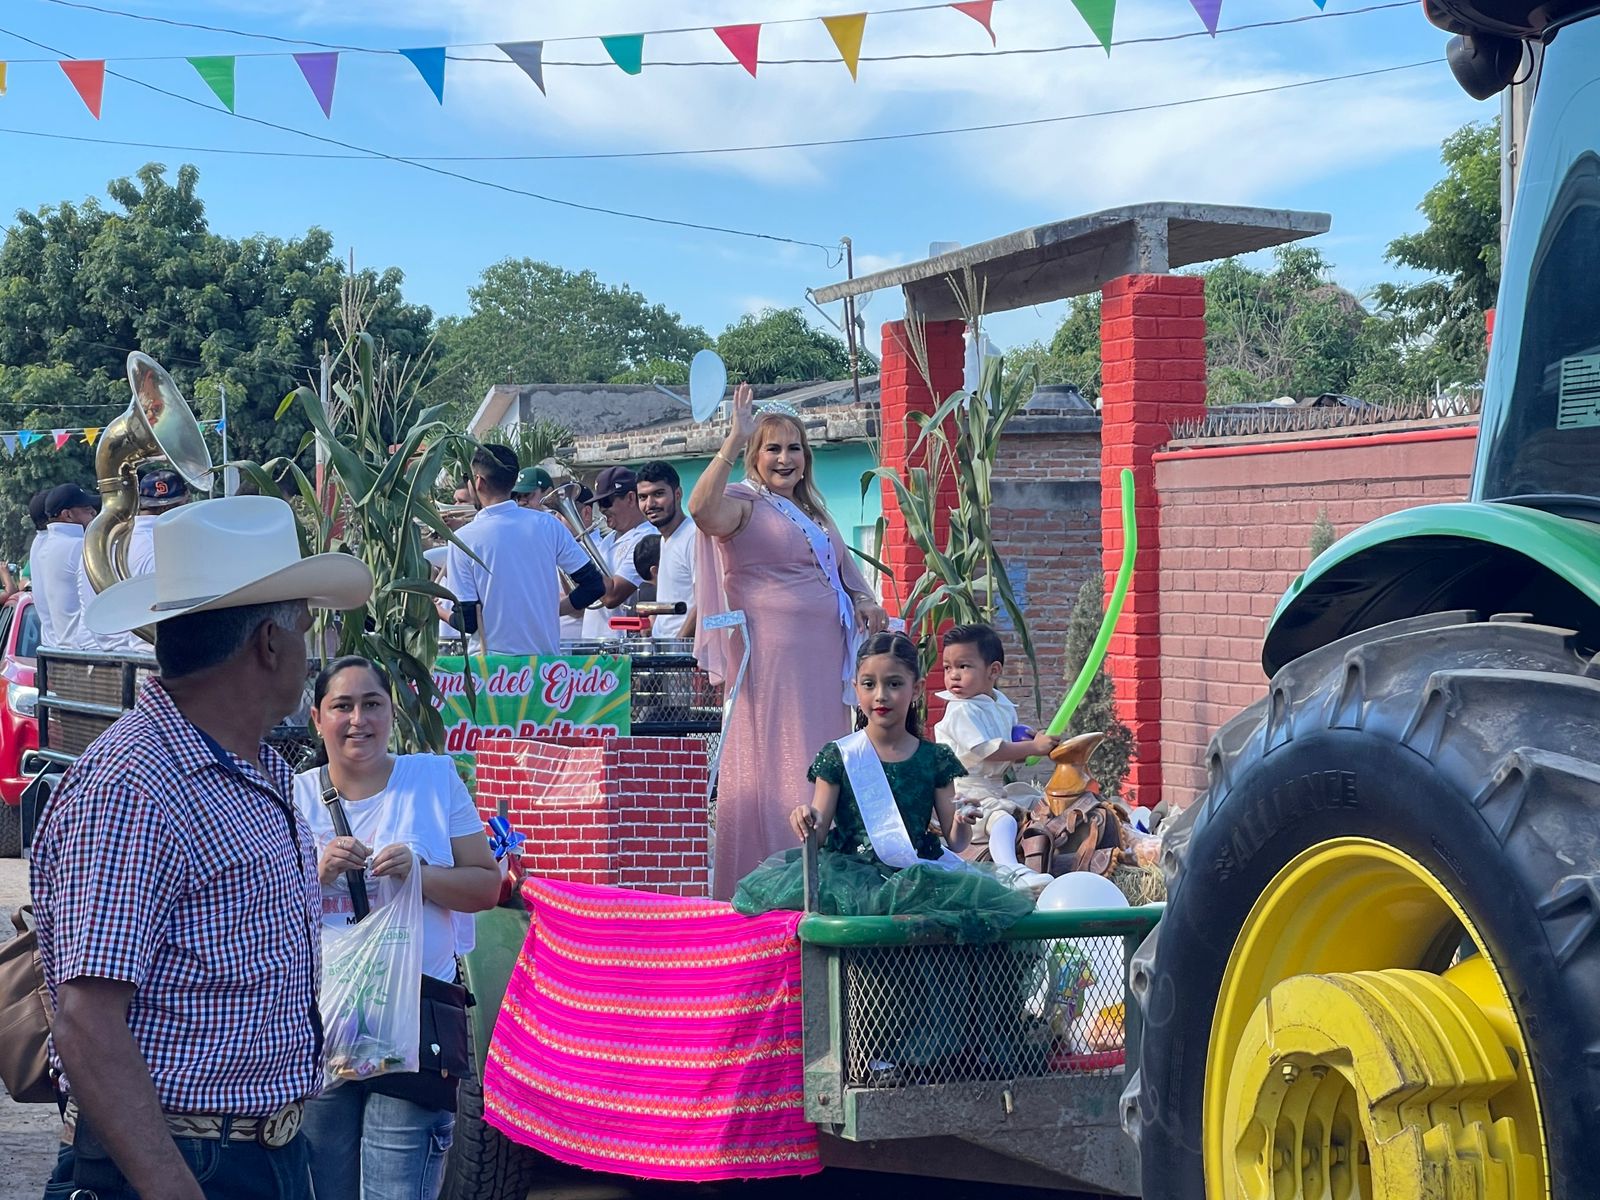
[0,590,39,856]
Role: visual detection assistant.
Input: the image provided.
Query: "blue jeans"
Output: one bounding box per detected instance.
[44,1133,313,1200]
[302,1081,454,1200]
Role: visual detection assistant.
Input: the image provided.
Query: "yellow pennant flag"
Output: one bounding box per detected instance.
[84,426,102,446]
[821,13,866,80]
[0,62,8,97]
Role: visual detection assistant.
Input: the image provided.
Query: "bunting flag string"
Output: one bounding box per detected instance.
[0,420,221,455]
[188,55,237,112]
[600,35,646,76]
[951,1,997,43]
[294,51,338,117]
[399,47,446,102]
[2,0,1372,117]
[822,13,868,80]
[714,25,762,77]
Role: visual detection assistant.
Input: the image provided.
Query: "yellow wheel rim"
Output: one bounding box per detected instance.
[1204,838,1549,1199]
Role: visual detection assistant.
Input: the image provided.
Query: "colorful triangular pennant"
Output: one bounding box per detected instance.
[399,47,446,102]
[822,14,867,80]
[1188,0,1222,32]
[0,436,14,456]
[951,2,996,44]
[51,430,69,450]
[84,426,102,447]
[59,60,106,119]
[600,35,645,76]
[498,41,546,94]
[215,418,226,434]
[188,55,236,111]
[294,52,338,117]
[714,25,761,77]
[0,62,8,98]
[1070,0,1116,53]
[18,432,38,449]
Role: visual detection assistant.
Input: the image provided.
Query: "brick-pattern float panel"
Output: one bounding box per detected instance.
[476,735,711,896]
[1154,427,1478,809]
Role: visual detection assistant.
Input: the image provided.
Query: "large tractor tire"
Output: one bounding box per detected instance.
[1126,611,1600,1199]
[439,1017,551,1200]
[0,801,19,858]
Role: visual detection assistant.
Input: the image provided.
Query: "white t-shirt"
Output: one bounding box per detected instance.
[33,524,90,650]
[445,500,590,657]
[934,689,1021,802]
[292,754,486,981]
[126,513,158,577]
[652,515,697,640]
[582,522,650,640]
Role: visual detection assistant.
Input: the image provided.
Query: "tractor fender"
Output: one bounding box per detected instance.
[1263,500,1600,675]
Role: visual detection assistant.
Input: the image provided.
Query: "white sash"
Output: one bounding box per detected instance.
[763,490,859,703]
[836,731,969,872]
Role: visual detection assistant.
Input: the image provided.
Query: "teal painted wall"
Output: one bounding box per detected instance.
[649,443,881,554]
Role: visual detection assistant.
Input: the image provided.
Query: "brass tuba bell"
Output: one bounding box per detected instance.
[83,353,215,596]
[542,479,612,607]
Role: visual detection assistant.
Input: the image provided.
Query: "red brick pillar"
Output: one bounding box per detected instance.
[877,317,965,713]
[1099,274,1206,809]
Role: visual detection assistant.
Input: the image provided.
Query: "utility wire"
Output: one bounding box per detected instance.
[9,2,1413,66]
[0,60,1439,164]
[0,23,839,256]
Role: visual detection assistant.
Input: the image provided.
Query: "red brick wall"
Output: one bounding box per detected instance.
[1155,425,1478,809]
[1099,274,1208,806]
[476,735,710,895]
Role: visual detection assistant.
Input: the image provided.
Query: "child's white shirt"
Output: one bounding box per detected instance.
[934,689,1020,802]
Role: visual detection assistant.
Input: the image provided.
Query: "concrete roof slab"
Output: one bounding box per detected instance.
[812,202,1330,319]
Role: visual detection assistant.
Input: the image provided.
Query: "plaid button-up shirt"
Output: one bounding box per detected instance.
[31,678,323,1115]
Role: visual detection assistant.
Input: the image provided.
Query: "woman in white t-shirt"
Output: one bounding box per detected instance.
[293,656,500,1200]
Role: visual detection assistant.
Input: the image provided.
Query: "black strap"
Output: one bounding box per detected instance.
[319,766,371,922]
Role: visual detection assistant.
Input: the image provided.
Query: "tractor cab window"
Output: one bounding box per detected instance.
[1477,21,1600,510]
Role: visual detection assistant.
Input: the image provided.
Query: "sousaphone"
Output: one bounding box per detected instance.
[83,352,215,596]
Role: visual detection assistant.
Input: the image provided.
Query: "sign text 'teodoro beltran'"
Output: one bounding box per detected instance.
[431,654,631,756]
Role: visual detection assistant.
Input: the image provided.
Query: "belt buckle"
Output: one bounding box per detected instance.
[256,1102,303,1149]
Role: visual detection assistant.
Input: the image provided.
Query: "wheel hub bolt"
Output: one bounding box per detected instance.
[1282,1064,1300,1084]
[1311,1065,1328,1080]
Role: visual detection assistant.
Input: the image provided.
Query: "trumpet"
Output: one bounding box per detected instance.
[543,479,612,605]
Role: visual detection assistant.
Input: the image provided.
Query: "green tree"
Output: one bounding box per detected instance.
[432,259,708,414]
[0,163,433,562]
[1373,119,1501,371]
[714,307,851,385]
[1008,295,1103,397]
[1060,572,1134,799]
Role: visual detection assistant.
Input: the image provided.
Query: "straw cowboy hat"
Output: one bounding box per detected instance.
[86,496,374,636]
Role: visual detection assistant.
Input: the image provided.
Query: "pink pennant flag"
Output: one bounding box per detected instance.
[52,430,70,450]
[1189,0,1223,33]
[951,1,996,44]
[295,52,339,118]
[59,60,106,119]
[714,25,761,77]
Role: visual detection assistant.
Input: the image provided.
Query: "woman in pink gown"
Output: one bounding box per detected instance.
[692,386,888,899]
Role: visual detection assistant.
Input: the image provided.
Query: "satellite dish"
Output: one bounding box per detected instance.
[689,350,728,422]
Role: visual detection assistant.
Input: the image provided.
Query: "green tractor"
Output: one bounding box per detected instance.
[1127,4,1600,1196]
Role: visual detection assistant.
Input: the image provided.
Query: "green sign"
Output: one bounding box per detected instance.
[432,654,631,757]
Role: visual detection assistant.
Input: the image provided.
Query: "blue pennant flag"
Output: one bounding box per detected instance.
[399,47,446,103]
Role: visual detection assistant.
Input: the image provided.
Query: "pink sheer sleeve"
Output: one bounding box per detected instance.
[693,483,757,686]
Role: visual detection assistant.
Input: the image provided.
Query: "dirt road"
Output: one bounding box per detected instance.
[0,857,61,1200]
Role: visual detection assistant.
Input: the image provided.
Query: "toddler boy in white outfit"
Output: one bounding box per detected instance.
[934,623,1058,893]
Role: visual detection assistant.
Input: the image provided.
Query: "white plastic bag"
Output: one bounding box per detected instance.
[318,855,423,1087]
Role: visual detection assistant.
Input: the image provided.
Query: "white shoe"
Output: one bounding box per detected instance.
[995,863,1053,895]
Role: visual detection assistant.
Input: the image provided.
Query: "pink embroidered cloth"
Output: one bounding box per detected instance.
[484,877,821,1180]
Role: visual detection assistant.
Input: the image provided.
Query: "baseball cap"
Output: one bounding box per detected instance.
[27,490,49,530]
[138,469,189,508]
[512,466,554,496]
[45,483,100,518]
[592,466,638,501]
[575,485,594,506]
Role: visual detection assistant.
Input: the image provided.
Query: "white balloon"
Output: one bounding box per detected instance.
[1035,871,1129,912]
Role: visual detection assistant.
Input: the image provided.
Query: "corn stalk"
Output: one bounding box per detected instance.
[863,352,1042,717]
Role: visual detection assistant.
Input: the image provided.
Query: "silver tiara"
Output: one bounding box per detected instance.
[758,400,799,419]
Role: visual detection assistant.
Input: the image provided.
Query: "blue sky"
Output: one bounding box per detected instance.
[0,0,1488,357]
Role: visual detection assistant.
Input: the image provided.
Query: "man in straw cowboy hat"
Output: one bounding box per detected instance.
[31,496,373,1200]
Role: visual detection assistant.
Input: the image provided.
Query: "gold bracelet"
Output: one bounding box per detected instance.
[715,451,738,469]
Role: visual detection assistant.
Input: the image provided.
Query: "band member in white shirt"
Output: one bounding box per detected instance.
[446,446,604,656]
[33,483,100,650]
[127,469,190,577]
[636,461,697,640]
[576,466,652,641]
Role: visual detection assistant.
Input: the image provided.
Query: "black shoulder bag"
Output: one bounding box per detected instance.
[318,766,474,1113]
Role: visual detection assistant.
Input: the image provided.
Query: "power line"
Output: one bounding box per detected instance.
[0,60,1439,165]
[9,2,1413,66]
[0,24,839,256]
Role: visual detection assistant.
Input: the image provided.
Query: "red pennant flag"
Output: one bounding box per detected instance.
[714,25,761,77]
[59,59,106,118]
[52,430,70,450]
[951,1,996,43]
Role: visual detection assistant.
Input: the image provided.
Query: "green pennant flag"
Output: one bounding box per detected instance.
[600,35,645,76]
[1071,0,1116,52]
[188,55,236,111]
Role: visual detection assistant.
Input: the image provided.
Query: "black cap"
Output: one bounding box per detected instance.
[575,485,595,506]
[27,490,49,530]
[138,469,189,508]
[45,483,99,518]
[593,465,638,501]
